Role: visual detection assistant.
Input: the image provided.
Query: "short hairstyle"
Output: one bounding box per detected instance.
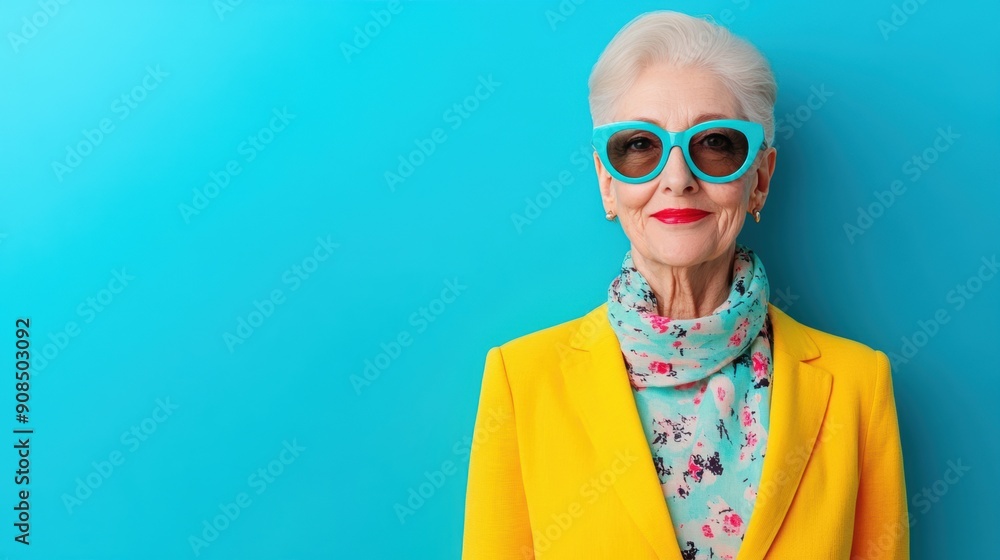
[588,10,778,147]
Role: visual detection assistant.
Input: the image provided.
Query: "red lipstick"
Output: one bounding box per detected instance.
[651,208,710,224]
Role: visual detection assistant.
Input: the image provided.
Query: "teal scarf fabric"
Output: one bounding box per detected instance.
[607,244,773,560]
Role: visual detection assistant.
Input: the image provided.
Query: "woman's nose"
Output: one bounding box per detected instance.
[658,145,699,193]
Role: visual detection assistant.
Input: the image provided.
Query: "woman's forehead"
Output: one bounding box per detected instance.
[615,64,740,126]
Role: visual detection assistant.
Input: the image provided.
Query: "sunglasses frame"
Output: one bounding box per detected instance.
[592,118,766,184]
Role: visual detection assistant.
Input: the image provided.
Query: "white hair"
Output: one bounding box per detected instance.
[588,10,778,147]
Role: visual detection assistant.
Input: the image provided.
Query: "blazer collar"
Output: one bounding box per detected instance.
[559,302,832,560]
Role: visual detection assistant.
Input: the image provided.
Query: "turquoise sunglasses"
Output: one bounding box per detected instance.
[592,119,766,184]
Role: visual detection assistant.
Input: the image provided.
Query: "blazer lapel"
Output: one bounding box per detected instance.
[738,304,832,559]
[559,303,832,560]
[560,304,683,560]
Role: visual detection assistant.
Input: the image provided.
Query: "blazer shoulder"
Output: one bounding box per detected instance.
[495,305,599,357]
[484,303,606,385]
[777,309,890,399]
[770,304,874,356]
[800,319,882,363]
[779,311,901,467]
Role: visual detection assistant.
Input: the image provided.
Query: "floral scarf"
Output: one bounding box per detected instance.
[607,244,773,560]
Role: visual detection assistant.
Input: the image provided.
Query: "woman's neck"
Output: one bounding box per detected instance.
[631,247,736,320]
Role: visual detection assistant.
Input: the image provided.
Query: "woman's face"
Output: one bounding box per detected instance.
[595,62,776,270]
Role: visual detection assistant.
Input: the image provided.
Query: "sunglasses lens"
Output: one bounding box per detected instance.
[606,129,663,180]
[688,127,750,178]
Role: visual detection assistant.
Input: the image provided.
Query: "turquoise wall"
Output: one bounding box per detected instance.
[1,0,996,558]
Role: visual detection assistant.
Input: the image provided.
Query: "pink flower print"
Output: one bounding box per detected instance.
[649,361,673,375]
[702,524,714,538]
[746,432,758,447]
[722,513,743,536]
[687,456,703,482]
[716,386,726,402]
[693,383,707,405]
[728,318,750,347]
[692,322,701,330]
[741,405,753,427]
[649,315,670,333]
[752,351,769,379]
[672,340,683,348]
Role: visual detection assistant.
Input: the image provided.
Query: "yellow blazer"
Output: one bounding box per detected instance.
[462,303,909,559]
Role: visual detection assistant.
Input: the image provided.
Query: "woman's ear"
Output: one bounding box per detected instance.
[751,146,777,210]
[594,150,616,213]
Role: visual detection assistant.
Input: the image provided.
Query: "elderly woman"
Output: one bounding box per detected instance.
[462,10,908,560]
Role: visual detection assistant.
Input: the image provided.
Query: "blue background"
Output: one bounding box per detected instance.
[1,0,996,558]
